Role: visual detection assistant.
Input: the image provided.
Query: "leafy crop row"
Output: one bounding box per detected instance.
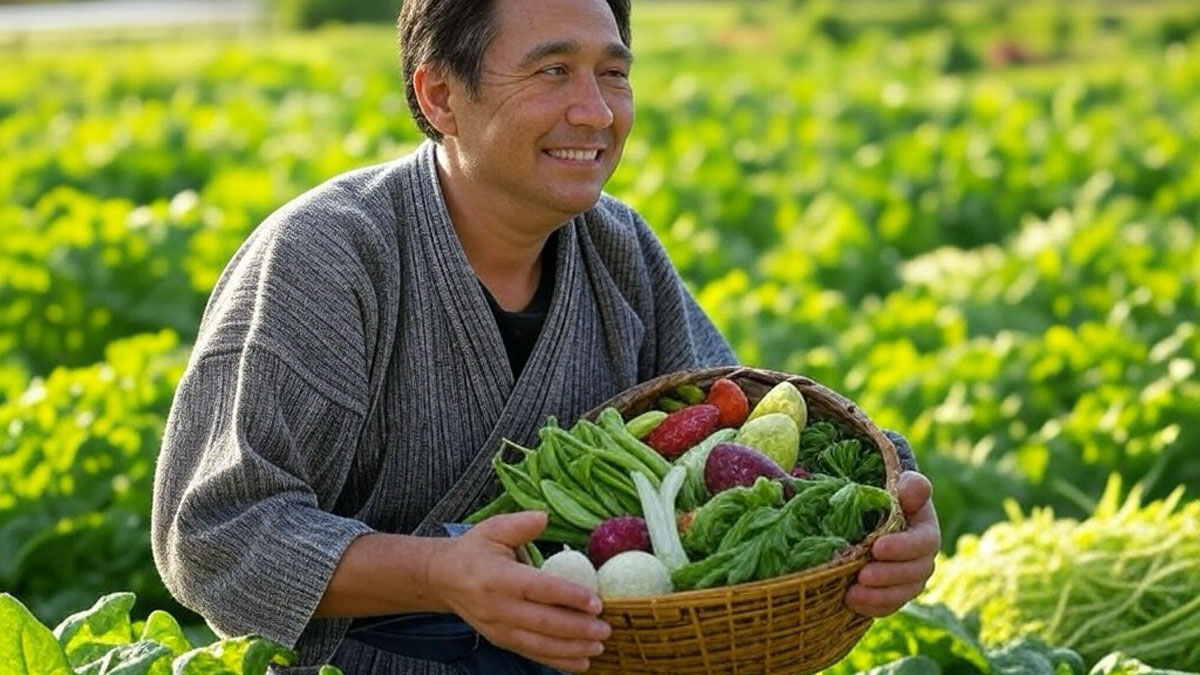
[1,1,1198,668]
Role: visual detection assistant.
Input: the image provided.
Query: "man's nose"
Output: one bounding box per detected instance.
[566,74,615,129]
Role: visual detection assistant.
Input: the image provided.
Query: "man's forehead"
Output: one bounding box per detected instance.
[490,0,624,48]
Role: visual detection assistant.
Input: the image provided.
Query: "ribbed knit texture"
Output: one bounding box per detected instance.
[150,141,736,674]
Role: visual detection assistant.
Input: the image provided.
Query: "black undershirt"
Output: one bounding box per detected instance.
[478,233,557,379]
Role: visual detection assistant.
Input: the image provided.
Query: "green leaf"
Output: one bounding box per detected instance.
[896,603,991,671]
[172,635,296,675]
[75,640,172,675]
[821,481,894,542]
[865,656,943,675]
[989,637,1080,675]
[52,592,137,667]
[0,593,74,675]
[317,666,345,675]
[138,610,192,657]
[681,477,782,557]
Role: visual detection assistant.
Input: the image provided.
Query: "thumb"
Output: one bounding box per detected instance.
[470,510,548,549]
[896,471,932,516]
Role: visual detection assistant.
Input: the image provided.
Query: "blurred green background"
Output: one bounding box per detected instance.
[1,0,1198,671]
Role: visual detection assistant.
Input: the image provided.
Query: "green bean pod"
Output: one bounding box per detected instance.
[540,479,604,530]
[496,462,548,512]
[596,408,672,480]
[464,492,518,524]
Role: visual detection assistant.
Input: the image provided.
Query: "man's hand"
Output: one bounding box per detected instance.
[427,511,611,673]
[845,471,941,617]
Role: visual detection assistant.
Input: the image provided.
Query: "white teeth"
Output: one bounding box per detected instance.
[548,149,599,161]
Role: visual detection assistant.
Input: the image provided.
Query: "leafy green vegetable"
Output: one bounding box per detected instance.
[822,602,1088,675]
[681,477,783,558]
[988,638,1087,675]
[785,536,849,572]
[74,640,172,675]
[0,593,73,675]
[822,439,886,486]
[672,475,866,590]
[0,592,332,675]
[53,592,138,667]
[0,332,190,625]
[138,610,193,657]
[821,481,895,541]
[795,423,886,487]
[172,635,297,675]
[864,656,941,675]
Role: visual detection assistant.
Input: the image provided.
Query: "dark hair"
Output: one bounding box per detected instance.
[398,0,632,141]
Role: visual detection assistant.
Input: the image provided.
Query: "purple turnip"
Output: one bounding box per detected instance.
[704,442,789,495]
[586,516,652,568]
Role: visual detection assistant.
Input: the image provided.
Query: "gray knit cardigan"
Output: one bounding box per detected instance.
[150,141,736,674]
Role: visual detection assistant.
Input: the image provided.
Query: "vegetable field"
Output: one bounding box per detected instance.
[2,0,1199,672]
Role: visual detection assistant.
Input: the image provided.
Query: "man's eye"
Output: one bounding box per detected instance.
[540,66,568,76]
[605,69,630,79]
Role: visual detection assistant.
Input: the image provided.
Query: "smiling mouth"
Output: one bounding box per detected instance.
[545,148,602,162]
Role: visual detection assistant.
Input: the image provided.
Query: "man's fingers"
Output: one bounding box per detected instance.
[471,511,549,550]
[895,471,932,515]
[496,597,611,642]
[487,624,605,667]
[873,520,940,561]
[874,502,941,561]
[518,567,604,615]
[856,557,936,588]
[845,581,926,617]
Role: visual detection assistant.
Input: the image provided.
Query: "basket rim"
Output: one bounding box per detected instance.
[583,364,906,610]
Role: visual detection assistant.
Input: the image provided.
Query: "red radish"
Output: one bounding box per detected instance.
[704,442,788,495]
[585,516,652,568]
[646,404,721,459]
[705,378,750,427]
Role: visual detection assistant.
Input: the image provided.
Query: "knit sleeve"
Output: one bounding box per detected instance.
[151,349,373,646]
[151,184,394,647]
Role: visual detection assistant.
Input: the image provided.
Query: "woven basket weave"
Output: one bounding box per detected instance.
[581,365,904,675]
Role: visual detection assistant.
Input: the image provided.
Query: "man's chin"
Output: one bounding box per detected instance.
[552,189,606,219]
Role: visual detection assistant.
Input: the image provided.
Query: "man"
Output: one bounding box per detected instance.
[150,0,941,673]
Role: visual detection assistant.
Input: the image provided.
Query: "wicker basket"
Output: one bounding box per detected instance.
[580,365,905,675]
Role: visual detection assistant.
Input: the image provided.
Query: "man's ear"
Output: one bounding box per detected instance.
[412,63,458,138]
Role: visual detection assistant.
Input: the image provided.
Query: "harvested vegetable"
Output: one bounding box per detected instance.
[674,427,737,510]
[682,477,783,557]
[646,404,721,459]
[673,476,878,590]
[585,516,652,568]
[703,442,789,495]
[596,551,673,599]
[540,546,599,592]
[632,467,690,571]
[704,378,750,428]
[746,381,807,430]
[797,421,886,488]
[821,481,896,542]
[734,412,800,471]
[624,410,667,439]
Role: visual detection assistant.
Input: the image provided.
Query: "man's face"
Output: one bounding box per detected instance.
[444,0,634,223]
